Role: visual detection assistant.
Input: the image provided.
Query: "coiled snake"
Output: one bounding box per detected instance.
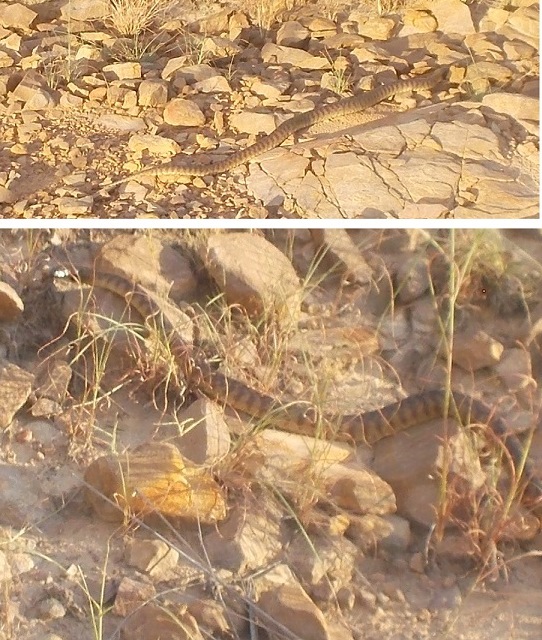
[61,266,542,503]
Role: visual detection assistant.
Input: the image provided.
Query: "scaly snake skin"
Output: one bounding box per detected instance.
[64,267,542,502]
[103,68,447,191]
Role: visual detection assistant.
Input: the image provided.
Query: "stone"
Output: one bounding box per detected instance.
[310,229,372,285]
[229,111,276,135]
[0,466,52,528]
[97,234,198,303]
[163,98,205,127]
[120,604,203,640]
[204,232,301,324]
[103,62,141,81]
[0,282,23,320]
[126,539,179,580]
[84,442,226,523]
[256,566,331,640]
[61,0,110,21]
[138,79,168,107]
[113,577,156,617]
[175,397,231,464]
[450,329,504,371]
[0,3,37,30]
[204,503,283,572]
[0,360,34,428]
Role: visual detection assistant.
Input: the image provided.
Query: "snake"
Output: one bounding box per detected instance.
[102,67,447,191]
[59,266,542,504]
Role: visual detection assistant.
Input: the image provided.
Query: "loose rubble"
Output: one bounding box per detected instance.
[0,1,537,219]
[0,228,540,639]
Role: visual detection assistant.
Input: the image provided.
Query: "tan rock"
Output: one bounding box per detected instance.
[113,577,156,617]
[0,360,34,429]
[204,232,301,323]
[97,233,198,303]
[276,21,310,47]
[127,133,180,157]
[175,397,231,464]
[121,604,203,640]
[0,2,37,30]
[84,442,227,523]
[372,418,486,527]
[347,513,411,553]
[204,503,283,572]
[0,282,23,321]
[322,462,396,516]
[310,229,372,285]
[229,110,276,135]
[163,98,205,127]
[288,532,357,597]
[261,43,330,70]
[256,568,331,640]
[103,62,141,81]
[126,539,179,580]
[450,329,504,371]
[138,79,168,107]
[61,0,109,21]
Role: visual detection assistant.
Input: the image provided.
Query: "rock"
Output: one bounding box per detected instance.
[347,513,411,553]
[120,604,203,640]
[450,329,504,371]
[229,110,276,135]
[9,69,56,109]
[394,256,431,303]
[310,229,373,285]
[276,21,310,47]
[323,461,396,516]
[138,79,168,107]
[0,282,23,320]
[175,397,231,464]
[372,418,486,527]
[0,360,34,428]
[204,232,301,324]
[261,43,330,70]
[61,0,110,21]
[429,0,475,34]
[31,359,72,416]
[97,234,198,303]
[127,134,180,157]
[0,3,37,30]
[84,442,227,523]
[204,502,283,572]
[287,533,357,600]
[103,62,141,81]
[95,114,146,132]
[256,565,331,640]
[0,550,11,582]
[495,348,532,393]
[163,98,205,127]
[36,598,66,621]
[186,599,231,637]
[113,577,156,617]
[126,539,179,580]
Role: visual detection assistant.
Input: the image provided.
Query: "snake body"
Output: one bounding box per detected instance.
[66,267,542,502]
[103,68,447,191]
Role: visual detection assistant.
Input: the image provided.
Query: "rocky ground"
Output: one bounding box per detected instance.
[0,228,541,639]
[0,0,538,219]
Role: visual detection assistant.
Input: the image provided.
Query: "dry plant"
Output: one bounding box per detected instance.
[417,230,540,571]
[107,0,175,36]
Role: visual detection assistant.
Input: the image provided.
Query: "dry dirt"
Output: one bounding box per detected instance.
[0,228,541,640]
